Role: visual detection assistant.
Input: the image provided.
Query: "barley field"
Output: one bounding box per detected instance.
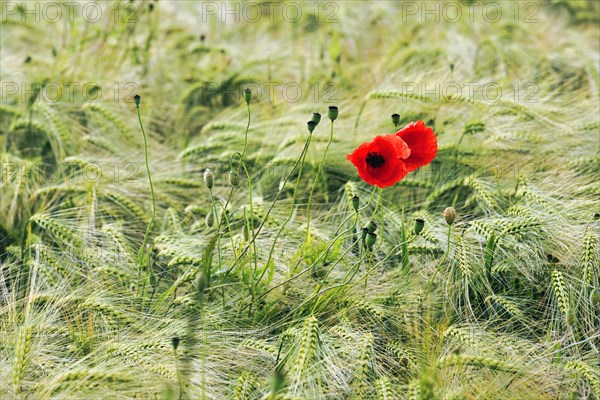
[0,1,599,399]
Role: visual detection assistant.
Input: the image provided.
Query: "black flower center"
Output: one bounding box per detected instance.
[366,152,385,168]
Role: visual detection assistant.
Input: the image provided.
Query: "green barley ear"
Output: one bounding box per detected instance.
[413,219,425,235]
[328,106,339,121]
[581,233,596,286]
[443,207,456,225]
[203,169,214,189]
[551,269,569,315]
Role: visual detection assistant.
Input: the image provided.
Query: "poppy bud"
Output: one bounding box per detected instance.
[133,94,141,107]
[361,227,369,243]
[244,88,252,105]
[413,219,425,235]
[351,195,359,212]
[307,120,317,133]
[194,271,208,296]
[366,232,377,248]
[172,337,180,350]
[391,113,400,127]
[443,207,456,225]
[205,211,214,227]
[229,170,240,186]
[204,168,214,189]
[311,112,322,126]
[566,308,576,326]
[328,106,338,122]
[366,221,377,233]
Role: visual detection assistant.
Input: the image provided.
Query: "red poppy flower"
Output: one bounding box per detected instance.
[395,120,437,172]
[346,120,437,188]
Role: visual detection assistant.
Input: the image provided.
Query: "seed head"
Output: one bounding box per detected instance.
[391,113,400,127]
[244,88,252,105]
[366,232,377,248]
[366,221,377,233]
[351,195,359,212]
[204,168,214,189]
[311,112,322,125]
[133,94,141,107]
[443,207,456,225]
[328,106,338,122]
[171,337,180,350]
[413,218,425,235]
[307,120,317,133]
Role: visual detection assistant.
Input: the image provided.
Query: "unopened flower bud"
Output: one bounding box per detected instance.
[328,106,338,121]
[244,88,252,105]
[391,113,400,127]
[204,169,214,189]
[351,195,359,212]
[566,308,576,326]
[361,227,368,243]
[229,170,240,186]
[194,271,208,296]
[311,112,322,125]
[307,120,317,133]
[414,219,425,235]
[133,94,141,107]
[443,207,456,225]
[205,211,214,227]
[172,337,180,350]
[366,221,377,233]
[366,232,377,248]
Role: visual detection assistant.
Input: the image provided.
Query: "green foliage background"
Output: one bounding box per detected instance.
[1,0,599,399]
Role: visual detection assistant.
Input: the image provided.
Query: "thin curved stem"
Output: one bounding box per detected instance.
[135,102,157,298]
[305,120,334,241]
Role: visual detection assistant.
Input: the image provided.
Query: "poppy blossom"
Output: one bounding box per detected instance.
[346,120,437,188]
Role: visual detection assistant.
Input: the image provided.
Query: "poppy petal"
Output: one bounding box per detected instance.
[395,120,437,172]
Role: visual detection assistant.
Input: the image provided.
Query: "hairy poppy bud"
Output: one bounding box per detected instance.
[194,271,208,296]
[133,94,140,107]
[328,106,338,121]
[413,218,425,235]
[351,195,359,212]
[443,207,456,225]
[366,232,377,248]
[307,120,317,133]
[391,113,400,127]
[204,169,214,189]
[244,88,252,105]
[366,221,377,233]
[172,337,180,350]
[311,112,322,126]
[205,211,214,227]
[229,170,240,186]
[566,308,576,326]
